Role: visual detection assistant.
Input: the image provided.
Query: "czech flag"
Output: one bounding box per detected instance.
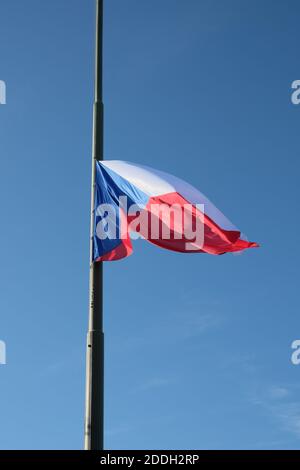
[93,160,258,261]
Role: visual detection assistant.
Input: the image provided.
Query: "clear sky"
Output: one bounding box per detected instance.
[0,0,300,450]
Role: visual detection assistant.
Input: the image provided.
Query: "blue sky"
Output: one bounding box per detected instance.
[0,0,300,450]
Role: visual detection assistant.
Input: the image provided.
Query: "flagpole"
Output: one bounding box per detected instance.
[84,0,104,450]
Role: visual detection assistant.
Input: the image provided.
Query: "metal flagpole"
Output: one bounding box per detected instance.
[84,0,104,450]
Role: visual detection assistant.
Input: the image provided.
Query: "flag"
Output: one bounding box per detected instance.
[93,160,258,261]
